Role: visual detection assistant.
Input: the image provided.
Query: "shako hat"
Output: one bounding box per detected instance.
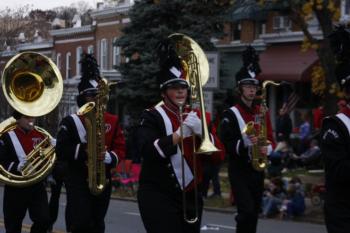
[235,45,261,86]
[78,53,101,96]
[156,38,189,90]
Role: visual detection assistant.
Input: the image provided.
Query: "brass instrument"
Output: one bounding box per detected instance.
[243,80,280,172]
[78,78,109,195]
[0,52,63,186]
[169,33,219,223]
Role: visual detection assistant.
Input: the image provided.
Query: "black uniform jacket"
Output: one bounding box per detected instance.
[137,106,224,195]
[219,100,274,171]
[56,112,126,180]
[0,127,45,176]
[321,112,350,201]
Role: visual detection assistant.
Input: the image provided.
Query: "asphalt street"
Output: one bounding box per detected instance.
[0,187,327,233]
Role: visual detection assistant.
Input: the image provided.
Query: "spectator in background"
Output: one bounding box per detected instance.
[337,99,347,113]
[297,139,322,169]
[280,183,305,219]
[275,103,292,143]
[298,113,311,154]
[312,106,324,132]
[268,141,290,177]
[262,177,286,218]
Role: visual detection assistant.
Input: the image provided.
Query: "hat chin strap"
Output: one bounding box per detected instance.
[163,93,180,113]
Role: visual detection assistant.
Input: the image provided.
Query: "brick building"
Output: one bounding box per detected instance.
[217,0,350,126]
[0,0,349,129]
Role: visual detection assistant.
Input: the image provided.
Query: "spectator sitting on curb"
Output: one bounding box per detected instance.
[290,139,322,170]
[280,183,306,219]
[262,177,286,218]
[268,141,290,177]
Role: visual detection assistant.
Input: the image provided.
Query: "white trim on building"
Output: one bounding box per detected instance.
[55,37,95,44]
[66,52,71,79]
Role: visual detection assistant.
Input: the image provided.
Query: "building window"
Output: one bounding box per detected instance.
[346,0,350,14]
[66,52,71,79]
[113,37,121,67]
[100,39,108,70]
[76,47,82,76]
[342,0,350,16]
[88,45,94,54]
[272,16,291,33]
[230,22,241,41]
[56,53,61,70]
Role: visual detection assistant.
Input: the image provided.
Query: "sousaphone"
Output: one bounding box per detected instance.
[0,52,63,186]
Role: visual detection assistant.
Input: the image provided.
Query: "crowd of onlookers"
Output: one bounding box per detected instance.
[262,176,306,219]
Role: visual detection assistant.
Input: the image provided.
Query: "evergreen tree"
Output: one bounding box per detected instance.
[115,0,232,125]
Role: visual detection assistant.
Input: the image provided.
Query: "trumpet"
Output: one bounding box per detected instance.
[169,33,219,223]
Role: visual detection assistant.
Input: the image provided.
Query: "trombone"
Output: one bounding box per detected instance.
[169,33,219,223]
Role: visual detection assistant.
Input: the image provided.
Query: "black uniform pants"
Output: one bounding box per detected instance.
[229,164,264,233]
[325,200,350,233]
[3,183,50,233]
[138,187,203,233]
[49,178,72,232]
[202,162,222,197]
[65,177,112,233]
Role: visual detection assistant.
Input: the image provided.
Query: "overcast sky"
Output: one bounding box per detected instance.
[0,0,101,10]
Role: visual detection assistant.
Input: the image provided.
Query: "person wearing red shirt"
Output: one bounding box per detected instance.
[137,40,224,233]
[55,53,126,233]
[0,111,51,233]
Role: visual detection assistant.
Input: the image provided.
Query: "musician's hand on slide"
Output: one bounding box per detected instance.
[183,111,202,136]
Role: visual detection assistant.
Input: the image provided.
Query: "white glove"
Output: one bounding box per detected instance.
[17,159,27,172]
[242,133,253,147]
[50,138,57,147]
[183,111,202,136]
[104,151,112,164]
[175,124,192,138]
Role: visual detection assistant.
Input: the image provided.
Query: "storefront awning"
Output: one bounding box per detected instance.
[258,44,318,82]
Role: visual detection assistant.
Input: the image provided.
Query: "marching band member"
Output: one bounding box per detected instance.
[322,25,350,233]
[0,111,50,233]
[219,46,275,233]
[56,53,125,233]
[137,41,225,233]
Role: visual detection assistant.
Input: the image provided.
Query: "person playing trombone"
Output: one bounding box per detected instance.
[137,40,225,233]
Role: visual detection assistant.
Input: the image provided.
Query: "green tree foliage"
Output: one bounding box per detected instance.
[115,0,232,121]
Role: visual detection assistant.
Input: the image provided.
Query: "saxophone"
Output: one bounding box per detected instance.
[78,78,109,195]
[242,80,280,171]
